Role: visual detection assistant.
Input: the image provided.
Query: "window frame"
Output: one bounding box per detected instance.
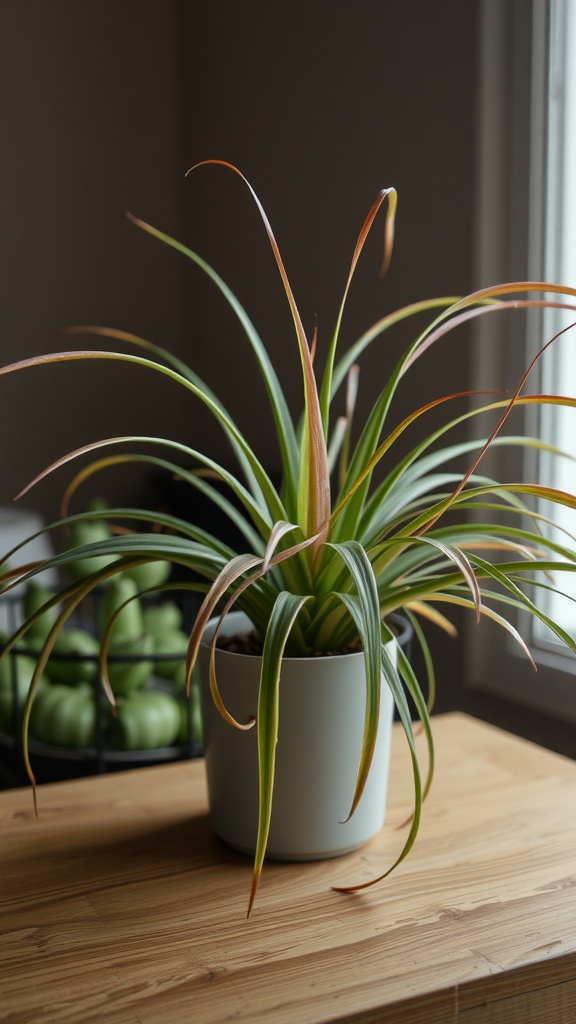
[465,0,576,724]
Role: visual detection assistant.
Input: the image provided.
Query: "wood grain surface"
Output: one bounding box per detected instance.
[1,713,575,1024]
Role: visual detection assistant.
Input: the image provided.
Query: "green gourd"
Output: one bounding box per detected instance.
[64,500,118,580]
[29,681,97,748]
[106,634,154,696]
[122,560,171,592]
[152,629,189,679]
[109,689,181,750]
[47,627,100,685]
[0,653,49,733]
[100,575,144,643]
[142,600,183,638]
[22,580,58,644]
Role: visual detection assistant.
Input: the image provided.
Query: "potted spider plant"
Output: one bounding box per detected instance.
[1,159,576,917]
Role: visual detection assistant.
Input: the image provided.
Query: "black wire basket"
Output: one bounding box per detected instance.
[0,586,203,788]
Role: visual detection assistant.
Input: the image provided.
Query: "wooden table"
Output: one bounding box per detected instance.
[1,713,575,1023]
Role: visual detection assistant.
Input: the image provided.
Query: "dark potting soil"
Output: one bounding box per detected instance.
[216,631,363,658]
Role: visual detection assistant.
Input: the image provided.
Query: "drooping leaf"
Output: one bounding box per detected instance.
[248,591,311,916]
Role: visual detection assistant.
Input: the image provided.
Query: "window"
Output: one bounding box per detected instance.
[536,0,576,641]
[467,0,576,722]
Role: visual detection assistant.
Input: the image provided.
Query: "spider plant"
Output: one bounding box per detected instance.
[2,159,576,916]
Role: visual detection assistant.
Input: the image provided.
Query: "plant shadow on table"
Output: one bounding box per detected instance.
[3,810,256,911]
[91,812,222,868]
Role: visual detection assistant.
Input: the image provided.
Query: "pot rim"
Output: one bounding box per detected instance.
[200,609,413,662]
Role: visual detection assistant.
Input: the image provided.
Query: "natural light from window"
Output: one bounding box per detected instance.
[536,0,576,647]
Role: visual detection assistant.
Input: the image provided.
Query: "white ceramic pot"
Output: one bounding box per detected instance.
[198,611,395,861]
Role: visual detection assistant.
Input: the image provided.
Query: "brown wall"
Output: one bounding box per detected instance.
[0,0,477,513]
[0,0,482,720]
[0,0,188,514]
